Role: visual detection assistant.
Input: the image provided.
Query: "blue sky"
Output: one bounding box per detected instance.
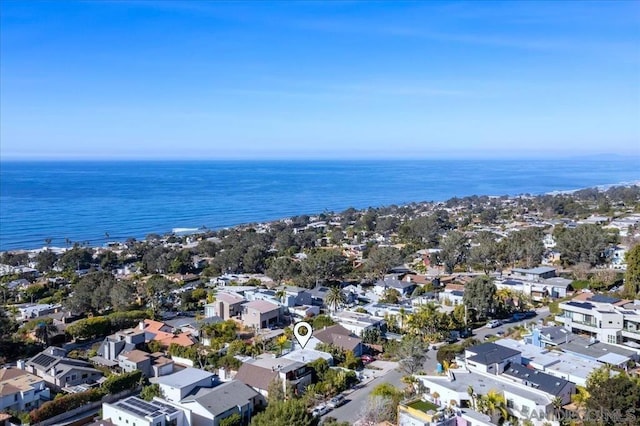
[1,1,639,160]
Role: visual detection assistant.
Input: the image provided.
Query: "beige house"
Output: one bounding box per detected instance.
[241,300,281,330]
[205,292,246,320]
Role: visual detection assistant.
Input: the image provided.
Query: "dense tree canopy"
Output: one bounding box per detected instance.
[366,246,403,279]
[624,244,640,297]
[66,271,116,314]
[250,399,317,426]
[585,367,640,426]
[438,231,469,273]
[463,276,496,320]
[555,224,612,266]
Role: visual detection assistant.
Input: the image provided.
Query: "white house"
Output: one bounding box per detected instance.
[0,368,50,412]
[177,380,264,426]
[156,368,217,403]
[102,396,187,426]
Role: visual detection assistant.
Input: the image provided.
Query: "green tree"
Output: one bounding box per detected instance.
[438,231,469,273]
[34,321,58,346]
[500,228,544,268]
[266,257,301,283]
[556,224,610,266]
[379,288,401,304]
[59,246,94,271]
[366,246,403,279]
[66,271,116,314]
[300,249,350,287]
[624,244,640,297]
[220,412,242,426]
[470,231,500,274]
[140,383,164,401]
[110,279,136,312]
[36,250,58,272]
[324,286,346,312]
[250,399,316,426]
[463,276,496,320]
[585,367,640,426]
[395,335,429,375]
[144,275,175,316]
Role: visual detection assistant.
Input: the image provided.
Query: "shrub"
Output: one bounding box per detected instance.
[29,388,104,423]
[101,370,142,394]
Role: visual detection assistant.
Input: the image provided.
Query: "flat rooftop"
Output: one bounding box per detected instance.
[418,371,551,406]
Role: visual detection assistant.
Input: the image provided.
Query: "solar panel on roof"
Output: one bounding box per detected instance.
[152,401,178,413]
[31,354,56,368]
[590,294,620,304]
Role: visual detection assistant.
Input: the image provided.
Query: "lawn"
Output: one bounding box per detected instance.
[408,400,439,412]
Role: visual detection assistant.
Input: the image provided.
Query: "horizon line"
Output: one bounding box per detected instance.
[1,153,639,162]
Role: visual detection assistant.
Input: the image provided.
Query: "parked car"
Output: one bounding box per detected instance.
[361,355,374,364]
[486,319,501,328]
[459,328,473,338]
[327,395,346,409]
[311,404,331,417]
[512,313,526,321]
[496,330,505,337]
[484,334,495,341]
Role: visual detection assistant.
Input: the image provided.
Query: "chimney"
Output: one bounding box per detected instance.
[139,321,145,330]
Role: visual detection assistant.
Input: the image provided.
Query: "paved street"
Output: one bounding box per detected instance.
[321,367,404,424]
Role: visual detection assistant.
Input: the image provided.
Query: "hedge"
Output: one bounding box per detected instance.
[29,388,104,424]
[66,310,150,340]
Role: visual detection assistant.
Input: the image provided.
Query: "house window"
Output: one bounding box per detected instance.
[14,394,18,401]
[506,399,514,409]
[82,374,88,379]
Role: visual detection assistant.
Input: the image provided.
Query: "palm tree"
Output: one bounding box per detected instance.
[325,286,346,312]
[34,321,58,346]
[467,386,476,409]
[398,307,407,330]
[571,387,589,420]
[275,289,287,304]
[482,389,508,423]
[551,396,564,420]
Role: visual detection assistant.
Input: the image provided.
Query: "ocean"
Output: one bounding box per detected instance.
[1,159,639,251]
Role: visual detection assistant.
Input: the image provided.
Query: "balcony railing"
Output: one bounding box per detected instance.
[570,319,598,327]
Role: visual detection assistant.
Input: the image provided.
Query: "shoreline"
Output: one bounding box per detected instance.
[2,179,639,254]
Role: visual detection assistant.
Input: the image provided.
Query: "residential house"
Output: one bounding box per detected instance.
[331,310,385,337]
[374,278,417,297]
[95,327,147,367]
[15,303,62,322]
[117,350,174,378]
[311,324,363,356]
[281,286,313,307]
[496,338,605,387]
[416,369,558,424]
[464,343,522,375]
[234,355,312,398]
[241,300,281,330]
[204,292,246,320]
[178,380,264,426]
[0,368,50,411]
[555,293,640,347]
[156,367,217,403]
[397,399,457,426]
[510,267,556,281]
[18,346,103,391]
[102,396,186,426]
